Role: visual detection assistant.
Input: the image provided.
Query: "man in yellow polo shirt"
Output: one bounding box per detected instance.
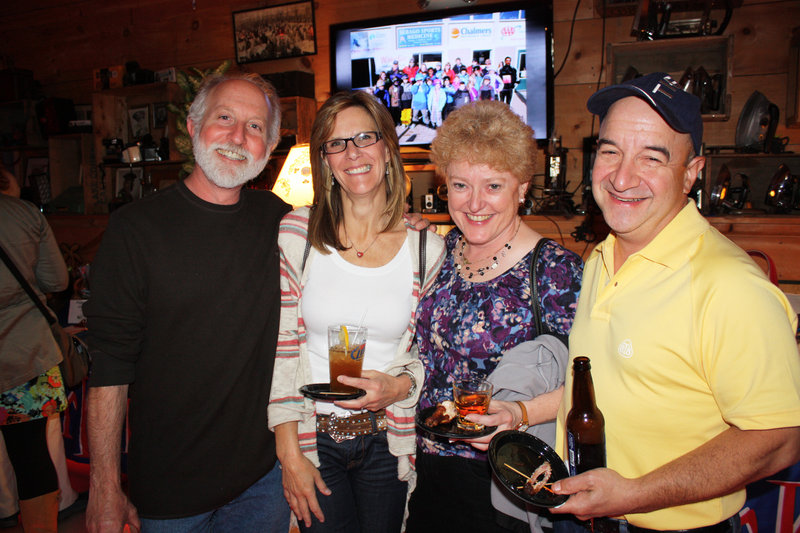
[551,72,800,532]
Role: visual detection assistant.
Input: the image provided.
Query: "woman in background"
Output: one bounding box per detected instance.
[0,167,69,532]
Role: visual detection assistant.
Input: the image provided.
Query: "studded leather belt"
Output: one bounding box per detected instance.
[316,410,387,443]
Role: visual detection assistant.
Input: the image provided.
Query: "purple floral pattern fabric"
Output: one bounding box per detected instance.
[415,230,583,459]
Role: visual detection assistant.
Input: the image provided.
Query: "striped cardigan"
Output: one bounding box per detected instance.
[268,207,445,482]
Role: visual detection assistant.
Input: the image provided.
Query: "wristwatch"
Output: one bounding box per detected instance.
[398,369,417,399]
[513,400,529,432]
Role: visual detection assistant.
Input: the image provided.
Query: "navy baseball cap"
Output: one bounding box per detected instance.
[587,72,703,154]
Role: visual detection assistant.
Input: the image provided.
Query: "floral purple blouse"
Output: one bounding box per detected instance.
[415,230,583,459]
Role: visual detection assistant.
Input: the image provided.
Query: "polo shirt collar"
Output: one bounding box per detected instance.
[595,201,710,272]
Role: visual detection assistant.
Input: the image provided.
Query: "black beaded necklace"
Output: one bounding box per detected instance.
[455,221,521,280]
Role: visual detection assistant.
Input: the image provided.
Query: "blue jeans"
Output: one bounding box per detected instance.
[301,431,408,533]
[140,463,289,533]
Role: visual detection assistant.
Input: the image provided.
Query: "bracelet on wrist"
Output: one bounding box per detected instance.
[398,369,417,399]
[513,400,530,432]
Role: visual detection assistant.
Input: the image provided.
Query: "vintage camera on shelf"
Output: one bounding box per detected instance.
[102,138,124,163]
[139,135,162,161]
[421,186,447,214]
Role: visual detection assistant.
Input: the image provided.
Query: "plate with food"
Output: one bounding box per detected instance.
[299,383,366,402]
[488,430,569,508]
[415,402,497,439]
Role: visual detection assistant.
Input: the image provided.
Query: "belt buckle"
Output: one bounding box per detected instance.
[326,413,356,443]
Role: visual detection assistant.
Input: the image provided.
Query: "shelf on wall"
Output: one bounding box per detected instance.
[607,35,733,121]
[594,0,742,18]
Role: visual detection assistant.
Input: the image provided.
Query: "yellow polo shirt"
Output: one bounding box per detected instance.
[556,202,800,529]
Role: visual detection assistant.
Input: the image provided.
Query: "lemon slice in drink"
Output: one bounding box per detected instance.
[339,325,350,351]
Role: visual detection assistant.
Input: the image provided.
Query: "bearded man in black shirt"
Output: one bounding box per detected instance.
[84,74,292,533]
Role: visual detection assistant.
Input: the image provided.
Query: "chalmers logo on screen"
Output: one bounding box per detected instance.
[450,26,492,39]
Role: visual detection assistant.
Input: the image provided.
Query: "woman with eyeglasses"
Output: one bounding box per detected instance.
[269,90,445,533]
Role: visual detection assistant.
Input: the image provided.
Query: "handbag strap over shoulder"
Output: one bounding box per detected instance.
[529,237,553,338]
[0,243,57,325]
[301,237,312,275]
[419,229,427,288]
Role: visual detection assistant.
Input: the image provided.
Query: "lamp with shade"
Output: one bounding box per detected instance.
[272,143,314,208]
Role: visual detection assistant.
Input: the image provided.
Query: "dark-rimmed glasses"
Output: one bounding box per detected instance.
[322,131,382,154]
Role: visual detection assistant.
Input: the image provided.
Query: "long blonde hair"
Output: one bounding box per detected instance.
[308,91,407,252]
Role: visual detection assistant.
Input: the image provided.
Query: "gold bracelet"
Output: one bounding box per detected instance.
[513,400,529,431]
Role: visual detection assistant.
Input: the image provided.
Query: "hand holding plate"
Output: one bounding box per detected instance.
[334,370,403,411]
[549,467,629,520]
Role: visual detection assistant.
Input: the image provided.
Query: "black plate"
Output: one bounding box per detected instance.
[299,383,366,402]
[488,430,569,508]
[415,405,497,439]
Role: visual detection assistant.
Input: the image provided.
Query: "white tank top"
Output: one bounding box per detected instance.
[302,239,412,416]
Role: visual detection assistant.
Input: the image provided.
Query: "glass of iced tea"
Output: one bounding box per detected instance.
[327,325,367,393]
[453,377,493,430]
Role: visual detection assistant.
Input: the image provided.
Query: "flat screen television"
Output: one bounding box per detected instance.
[329,1,553,148]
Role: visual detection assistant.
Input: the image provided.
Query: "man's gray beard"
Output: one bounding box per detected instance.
[192,130,269,189]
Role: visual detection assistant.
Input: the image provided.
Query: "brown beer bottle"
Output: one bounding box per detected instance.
[566,356,606,476]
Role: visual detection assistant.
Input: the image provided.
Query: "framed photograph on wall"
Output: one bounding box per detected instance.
[233,1,316,64]
[115,167,143,201]
[152,102,168,129]
[128,106,149,139]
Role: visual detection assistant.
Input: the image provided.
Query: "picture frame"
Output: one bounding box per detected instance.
[152,102,168,129]
[128,106,149,139]
[115,167,143,201]
[233,1,317,64]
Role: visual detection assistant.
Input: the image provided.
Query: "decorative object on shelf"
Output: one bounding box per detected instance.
[272,143,313,208]
[152,102,168,129]
[538,136,576,216]
[166,60,231,177]
[764,163,799,214]
[631,0,733,40]
[120,143,142,164]
[24,156,50,207]
[101,137,124,163]
[709,163,731,215]
[607,36,732,121]
[735,91,779,154]
[92,66,124,90]
[114,167,143,205]
[232,1,317,64]
[128,106,149,139]
[678,66,724,115]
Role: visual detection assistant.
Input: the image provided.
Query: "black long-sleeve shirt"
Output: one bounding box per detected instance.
[86,181,290,518]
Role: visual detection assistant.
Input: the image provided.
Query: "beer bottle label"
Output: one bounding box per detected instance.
[567,430,578,477]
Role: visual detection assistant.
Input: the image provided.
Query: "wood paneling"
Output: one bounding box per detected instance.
[2,0,799,198]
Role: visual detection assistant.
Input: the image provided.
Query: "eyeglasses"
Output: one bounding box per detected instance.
[322,131,382,154]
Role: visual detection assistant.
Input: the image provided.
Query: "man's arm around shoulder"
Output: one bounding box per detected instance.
[86,384,141,533]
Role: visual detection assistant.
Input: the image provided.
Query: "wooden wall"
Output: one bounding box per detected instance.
[2,0,799,191]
